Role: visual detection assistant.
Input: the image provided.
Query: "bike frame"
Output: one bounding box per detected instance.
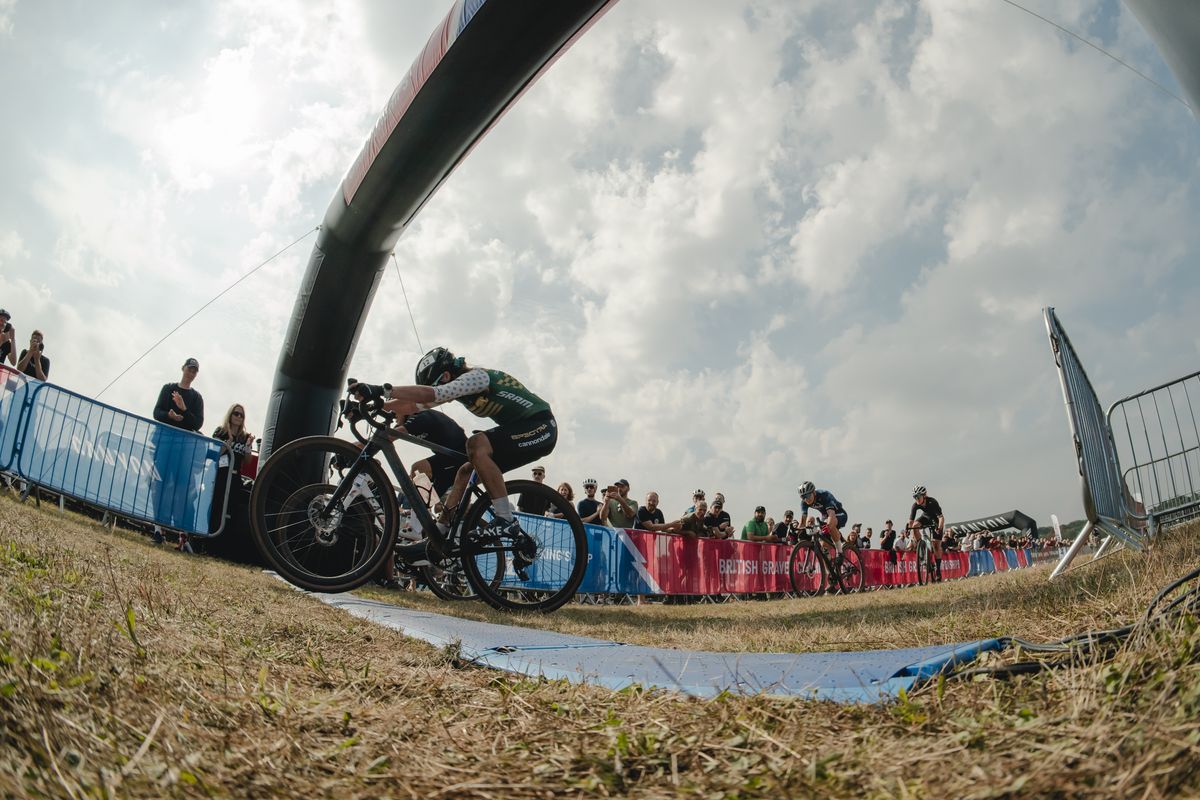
[318,425,473,553]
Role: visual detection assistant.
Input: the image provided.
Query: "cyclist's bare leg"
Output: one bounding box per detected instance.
[825,510,844,553]
[465,432,508,511]
[436,462,474,526]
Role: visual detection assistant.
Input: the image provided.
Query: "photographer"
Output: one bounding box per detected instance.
[16,330,49,381]
[0,309,15,366]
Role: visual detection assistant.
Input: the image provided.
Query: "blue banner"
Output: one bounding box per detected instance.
[13,381,223,535]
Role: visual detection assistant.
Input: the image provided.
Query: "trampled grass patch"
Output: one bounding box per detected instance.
[2,493,1199,798]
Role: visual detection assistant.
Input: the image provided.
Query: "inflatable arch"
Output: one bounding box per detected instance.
[263,0,1198,456]
[946,510,1040,540]
[261,0,618,457]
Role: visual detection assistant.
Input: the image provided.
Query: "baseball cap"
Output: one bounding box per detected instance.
[182,357,200,370]
[755,505,766,513]
[0,309,9,319]
[532,465,545,473]
[615,478,629,487]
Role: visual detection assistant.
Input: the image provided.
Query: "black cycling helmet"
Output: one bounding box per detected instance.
[913,485,927,498]
[415,347,459,386]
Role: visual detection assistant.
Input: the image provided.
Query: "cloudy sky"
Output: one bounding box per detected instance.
[1,0,1197,532]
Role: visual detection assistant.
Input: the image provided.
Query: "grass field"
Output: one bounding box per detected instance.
[2,493,1199,798]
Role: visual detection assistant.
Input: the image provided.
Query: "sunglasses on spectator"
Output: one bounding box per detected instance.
[232,412,244,417]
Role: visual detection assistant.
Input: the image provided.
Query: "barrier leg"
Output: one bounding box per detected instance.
[1091,534,1115,562]
[1050,521,1095,580]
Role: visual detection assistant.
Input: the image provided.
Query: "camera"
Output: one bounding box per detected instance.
[1,323,9,334]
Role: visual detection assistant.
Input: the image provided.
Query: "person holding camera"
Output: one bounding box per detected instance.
[0,309,16,367]
[16,329,49,381]
[599,478,637,529]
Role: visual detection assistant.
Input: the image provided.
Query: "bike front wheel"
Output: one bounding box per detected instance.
[250,436,398,593]
[915,539,932,585]
[458,480,588,612]
[833,545,865,594]
[788,541,826,597]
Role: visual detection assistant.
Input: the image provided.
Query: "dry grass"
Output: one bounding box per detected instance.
[360,535,1200,655]
[2,493,1199,798]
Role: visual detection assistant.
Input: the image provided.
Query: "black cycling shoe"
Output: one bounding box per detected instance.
[395,538,445,568]
[497,518,538,580]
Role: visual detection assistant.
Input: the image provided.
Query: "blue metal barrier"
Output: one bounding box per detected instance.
[5,379,226,536]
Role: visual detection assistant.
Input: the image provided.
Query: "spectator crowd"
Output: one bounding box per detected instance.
[1,302,1066,565]
[512,465,1069,553]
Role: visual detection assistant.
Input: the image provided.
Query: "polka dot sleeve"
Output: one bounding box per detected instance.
[432,368,490,404]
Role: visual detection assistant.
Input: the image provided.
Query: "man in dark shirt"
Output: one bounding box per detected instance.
[154,358,204,431]
[704,498,734,539]
[16,329,49,380]
[150,358,205,541]
[0,309,15,367]
[576,478,602,524]
[636,491,681,532]
[517,465,551,515]
[772,509,798,543]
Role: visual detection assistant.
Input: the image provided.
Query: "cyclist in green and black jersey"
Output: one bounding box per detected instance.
[353,347,556,563]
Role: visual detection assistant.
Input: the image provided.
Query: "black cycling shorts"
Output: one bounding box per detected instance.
[427,453,467,497]
[483,412,557,473]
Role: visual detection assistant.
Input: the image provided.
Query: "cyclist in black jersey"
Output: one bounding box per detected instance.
[353,347,556,564]
[907,485,946,580]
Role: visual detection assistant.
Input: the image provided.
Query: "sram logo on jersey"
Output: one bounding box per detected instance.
[495,390,533,408]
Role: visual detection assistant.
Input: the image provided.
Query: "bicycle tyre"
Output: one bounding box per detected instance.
[788,541,826,597]
[915,539,931,585]
[420,546,504,601]
[834,545,865,594]
[250,436,398,593]
[458,480,588,612]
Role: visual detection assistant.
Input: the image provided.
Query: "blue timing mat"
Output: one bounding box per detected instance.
[313,594,1005,702]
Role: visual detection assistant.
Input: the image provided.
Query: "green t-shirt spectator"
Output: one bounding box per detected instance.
[741,519,770,540]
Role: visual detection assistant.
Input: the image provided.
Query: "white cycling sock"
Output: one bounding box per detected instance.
[491,496,515,522]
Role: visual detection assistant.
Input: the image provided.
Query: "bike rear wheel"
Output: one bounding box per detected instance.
[458,480,588,612]
[788,541,826,597]
[250,436,398,593]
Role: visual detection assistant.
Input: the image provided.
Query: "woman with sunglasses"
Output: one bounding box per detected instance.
[209,404,255,540]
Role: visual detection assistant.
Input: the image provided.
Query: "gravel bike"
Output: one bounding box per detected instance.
[912,525,940,585]
[249,382,588,612]
[788,521,865,596]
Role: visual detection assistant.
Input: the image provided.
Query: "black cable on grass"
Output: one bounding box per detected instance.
[939,565,1200,683]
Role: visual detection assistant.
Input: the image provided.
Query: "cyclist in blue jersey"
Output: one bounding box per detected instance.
[797,480,848,552]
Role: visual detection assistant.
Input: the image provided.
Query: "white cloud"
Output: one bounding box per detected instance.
[3,0,1198,534]
[0,0,15,37]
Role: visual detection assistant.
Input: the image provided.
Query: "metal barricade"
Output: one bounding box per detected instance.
[0,365,32,474]
[1044,308,1148,578]
[11,380,231,537]
[1109,370,1200,529]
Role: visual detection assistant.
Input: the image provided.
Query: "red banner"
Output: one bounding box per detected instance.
[616,528,1019,594]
